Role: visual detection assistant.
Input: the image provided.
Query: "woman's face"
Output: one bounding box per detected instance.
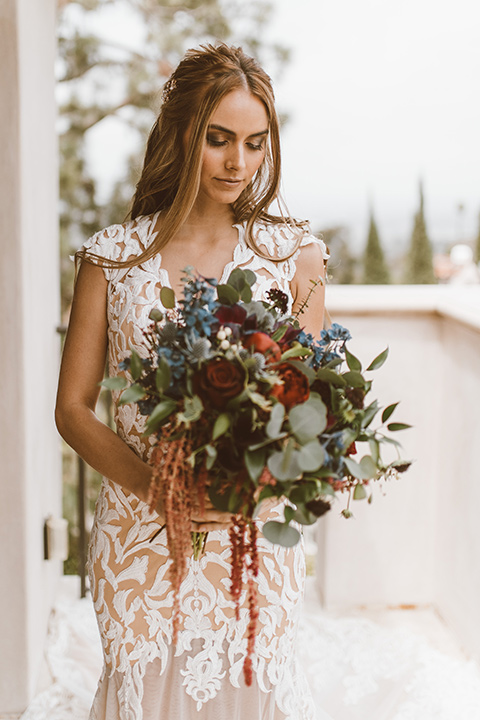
[195,88,269,207]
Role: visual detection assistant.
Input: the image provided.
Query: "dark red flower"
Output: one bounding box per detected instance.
[244,332,282,364]
[215,304,247,326]
[346,441,357,455]
[193,357,245,410]
[270,362,310,410]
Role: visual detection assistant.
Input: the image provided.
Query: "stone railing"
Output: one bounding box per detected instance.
[315,284,480,663]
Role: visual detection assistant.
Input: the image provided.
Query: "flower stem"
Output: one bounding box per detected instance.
[191,531,208,560]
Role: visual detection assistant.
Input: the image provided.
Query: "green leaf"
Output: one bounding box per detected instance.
[343,456,375,480]
[368,438,380,464]
[143,398,177,433]
[366,346,389,371]
[290,480,322,504]
[208,484,233,513]
[342,370,365,388]
[289,399,327,443]
[266,402,285,438]
[359,455,378,478]
[353,483,368,500]
[149,307,164,322]
[118,384,146,406]
[382,402,399,424]
[345,347,362,372]
[244,269,257,287]
[284,505,295,523]
[267,448,302,481]
[178,395,203,423]
[387,422,412,431]
[156,357,171,393]
[297,440,325,472]
[100,376,128,391]
[227,267,247,290]
[130,350,143,381]
[212,413,230,440]
[262,520,301,547]
[361,400,379,428]
[292,506,318,525]
[280,343,313,362]
[160,286,176,309]
[205,444,217,470]
[240,284,252,303]
[315,368,347,387]
[271,325,288,342]
[217,284,240,305]
[245,447,267,483]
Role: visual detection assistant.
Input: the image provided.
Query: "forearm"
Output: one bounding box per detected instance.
[55,404,152,503]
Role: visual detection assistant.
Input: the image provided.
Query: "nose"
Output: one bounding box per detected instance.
[225,142,246,172]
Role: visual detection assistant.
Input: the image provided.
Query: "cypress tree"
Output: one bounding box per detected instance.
[404,182,436,283]
[362,210,390,284]
[475,211,480,265]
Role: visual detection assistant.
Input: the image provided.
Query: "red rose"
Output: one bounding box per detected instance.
[194,357,245,410]
[244,332,282,364]
[270,362,310,410]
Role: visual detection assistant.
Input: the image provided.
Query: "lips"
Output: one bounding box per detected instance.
[215,178,243,184]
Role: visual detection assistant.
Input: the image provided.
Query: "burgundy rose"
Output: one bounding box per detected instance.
[194,357,245,410]
[270,362,310,410]
[244,332,282,364]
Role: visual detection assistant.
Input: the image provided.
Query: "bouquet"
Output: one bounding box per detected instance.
[102,267,411,684]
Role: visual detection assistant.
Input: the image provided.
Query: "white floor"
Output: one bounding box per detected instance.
[17,575,480,720]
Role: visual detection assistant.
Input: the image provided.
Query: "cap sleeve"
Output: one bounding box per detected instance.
[74,223,133,282]
[299,232,330,262]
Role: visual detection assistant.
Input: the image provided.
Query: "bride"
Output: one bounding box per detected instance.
[55,42,328,720]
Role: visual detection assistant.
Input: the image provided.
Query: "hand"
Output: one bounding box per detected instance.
[191,497,233,532]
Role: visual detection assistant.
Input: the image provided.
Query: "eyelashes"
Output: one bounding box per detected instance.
[206,135,265,151]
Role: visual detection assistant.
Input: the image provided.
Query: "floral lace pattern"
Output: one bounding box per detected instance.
[81,214,328,719]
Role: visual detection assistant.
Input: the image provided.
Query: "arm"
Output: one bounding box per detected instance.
[291,240,327,338]
[55,260,231,530]
[55,261,154,504]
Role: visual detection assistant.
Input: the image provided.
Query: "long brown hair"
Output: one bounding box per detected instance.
[79,43,307,270]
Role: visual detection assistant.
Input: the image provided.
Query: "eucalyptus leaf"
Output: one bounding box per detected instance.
[353,483,368,500]
[244,269,257,287]
[345,348,362,372]
[284,505,295,523]
[100,376,128,391]
[212,413,230,440]
[366,346,389,371]
[359,455,378,478]
[382,402,399,424]
[289,399,327,443]
[245,447,267,483]
[343,455,375,480]
[240,284,252,303]
[262,520,301,547]
[368,438,380,464]
[148,307,164,322]
[160,286,176,309]
[266,403,285,439]
[118,384,146,406]
[297,440,325,472]
[178,395,203,423]
[293,506,318,525]
[361,400,379,428]
[267,449,302,481]
[217,284,240,305]
[227,267,247,290]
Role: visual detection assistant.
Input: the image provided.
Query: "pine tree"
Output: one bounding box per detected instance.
[361,210,390,284]
[403,182,436,284]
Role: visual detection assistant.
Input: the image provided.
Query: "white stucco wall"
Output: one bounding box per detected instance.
[0,0,60,713]
[315,285,480,661]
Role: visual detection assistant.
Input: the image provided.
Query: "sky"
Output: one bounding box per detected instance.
[81,0,480,255]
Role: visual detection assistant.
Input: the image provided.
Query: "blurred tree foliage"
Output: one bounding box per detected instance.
[57,0,290,314]
[317,226,358,284]
[403,182,436,284]
[361,210,390,284]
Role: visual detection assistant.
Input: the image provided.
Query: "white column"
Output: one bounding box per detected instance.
[0,0,60,713]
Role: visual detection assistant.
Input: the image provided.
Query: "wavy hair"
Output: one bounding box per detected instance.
[79,43,307,270]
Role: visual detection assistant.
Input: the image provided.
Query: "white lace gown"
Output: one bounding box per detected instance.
[80,213,330,720]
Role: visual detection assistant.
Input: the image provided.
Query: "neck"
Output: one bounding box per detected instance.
[182,196,235,238]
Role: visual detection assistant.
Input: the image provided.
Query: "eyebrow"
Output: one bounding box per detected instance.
[208,123,269,138]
